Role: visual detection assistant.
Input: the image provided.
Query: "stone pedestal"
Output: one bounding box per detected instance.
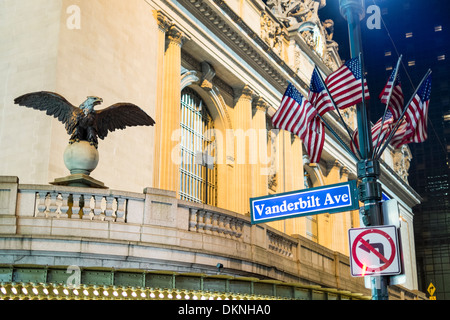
[51,141,107,188]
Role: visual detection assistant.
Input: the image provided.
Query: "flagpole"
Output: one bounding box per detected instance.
[314,66,362,160]
[372,55,403,158]
[315,113,360,162]
[357,52,373,159]
[375,69,432,159]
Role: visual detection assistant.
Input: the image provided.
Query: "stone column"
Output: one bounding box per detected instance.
[152,11,172,189]
[252,98,269,198]
[233,85,254,215]
[289,135,304,235]
[157,24,188,194]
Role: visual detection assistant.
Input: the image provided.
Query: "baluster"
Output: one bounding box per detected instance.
[93,195,105,221]
[197,210,205,233]
[223,216,232,238]
[104,196,116,221]
[35,192,47,217]
[116,198,126,222]
[189,208,199,231]
[81,194,94,220]
[217,215,226,235]
[211,213,219,234]
[229,218,237,238]
[235,221,243,239]
[71,194,81,219]
[47,193,59,218]
[59,193,70,219]
[204,211,212,234]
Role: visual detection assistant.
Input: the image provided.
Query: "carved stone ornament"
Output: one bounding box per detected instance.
[265,0,325,27]
[393,145,412,183]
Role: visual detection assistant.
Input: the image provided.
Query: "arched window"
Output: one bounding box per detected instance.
[180,88,217,206]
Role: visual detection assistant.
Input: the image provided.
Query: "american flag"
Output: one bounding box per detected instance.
[325,57,370,110]
[351,110,397,153]
[272,83,317,139]
[309,68,334,116]
[272,83,324,163]
[405,74,432,143]
[303,115,325,163]
[372,110,395,149]
[390,118,411,148]
[379,66,404,120]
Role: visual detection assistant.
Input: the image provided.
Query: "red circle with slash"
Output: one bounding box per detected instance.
[352,228,396,273]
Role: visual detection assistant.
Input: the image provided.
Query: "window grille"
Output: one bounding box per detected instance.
[179,88,217,206]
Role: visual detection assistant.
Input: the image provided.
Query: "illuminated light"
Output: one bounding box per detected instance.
[150,292,156,298]
[11,287,18,295]
[184,294,190,300]
[113,291,119,297]
[93,290,99,296]
[103,290,109,297]
[43,288,49,295]
[22,287,28,295]
[201,295,207,300]
[63,289,69,296]
[176,294,182,299]
[1,287,6,295]
[192,295,198,300]
[83,289,89,296]
[33,288,39,295]
[159,293,164,299]
[131,291,137,298]
[140,292,146,298]
[53,288,59,295]
[122,291,128,297]
[405,32,413,38]
[73,289,79,296]
[167,293,173,299]
[361,264,368,277]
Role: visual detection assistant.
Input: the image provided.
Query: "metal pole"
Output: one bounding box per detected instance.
[339,0,389,300]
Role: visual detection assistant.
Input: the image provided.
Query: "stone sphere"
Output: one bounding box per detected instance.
[63,141,99,175]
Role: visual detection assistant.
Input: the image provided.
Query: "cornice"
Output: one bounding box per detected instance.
[181,0,309,93]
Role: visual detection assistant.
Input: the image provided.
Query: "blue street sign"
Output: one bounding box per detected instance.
[250,181,359,224]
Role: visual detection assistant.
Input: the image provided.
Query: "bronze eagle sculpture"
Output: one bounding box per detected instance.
[14,91,155,148]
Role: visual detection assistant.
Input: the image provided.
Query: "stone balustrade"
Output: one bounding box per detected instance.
[0,176,426,300]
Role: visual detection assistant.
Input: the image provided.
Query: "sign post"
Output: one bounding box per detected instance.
[339,0,389,300]
[250,181,359,225]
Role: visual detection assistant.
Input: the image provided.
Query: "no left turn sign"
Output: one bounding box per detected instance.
[349,225,401,277]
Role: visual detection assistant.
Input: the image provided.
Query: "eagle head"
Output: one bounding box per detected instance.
[80,96,103,114]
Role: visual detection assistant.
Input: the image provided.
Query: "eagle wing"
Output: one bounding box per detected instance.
[14,91,83,134]
[95,103,155,139]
